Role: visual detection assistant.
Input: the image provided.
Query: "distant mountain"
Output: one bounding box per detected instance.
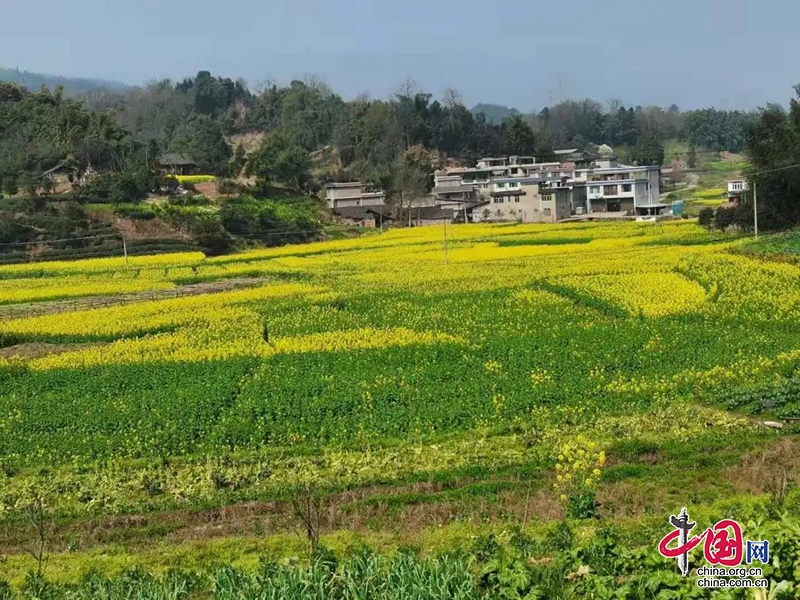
[0,67,131,96]
[471,103,521,125]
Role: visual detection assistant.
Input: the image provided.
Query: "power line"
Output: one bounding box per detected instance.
[748,162,800,177]
[0,232,121,248]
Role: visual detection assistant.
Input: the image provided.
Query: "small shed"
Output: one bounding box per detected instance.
[159,154,197,176]
[333,206,394,228]
[410,206,455,226]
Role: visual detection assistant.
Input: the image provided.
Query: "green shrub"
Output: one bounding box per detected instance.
[698,207,714,227]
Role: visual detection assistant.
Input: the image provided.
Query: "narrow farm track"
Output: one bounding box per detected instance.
[0,276,268,320]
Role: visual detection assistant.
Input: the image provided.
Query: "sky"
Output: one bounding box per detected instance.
[1,0,798,111]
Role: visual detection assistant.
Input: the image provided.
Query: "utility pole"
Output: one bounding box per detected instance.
[753,180,759,240]
[443,219,449,265]
[122,235,129,268]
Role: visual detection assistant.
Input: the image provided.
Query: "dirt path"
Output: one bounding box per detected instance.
[0,277,267,320]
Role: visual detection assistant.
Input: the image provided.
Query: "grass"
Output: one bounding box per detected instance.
[738,229,800,257]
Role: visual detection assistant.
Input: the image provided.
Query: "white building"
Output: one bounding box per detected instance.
[325,182,386,209]
[571,158,662,216]
[431,153,662,221]
[727,178,749,204]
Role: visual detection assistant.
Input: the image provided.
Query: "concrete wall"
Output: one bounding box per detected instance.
[648,170,660,203]
[327,185,364,200]
[333,198,362,208]
[620,198,635,214]
[572,186,588,214]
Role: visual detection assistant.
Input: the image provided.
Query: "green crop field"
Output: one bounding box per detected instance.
[0,221,797,598]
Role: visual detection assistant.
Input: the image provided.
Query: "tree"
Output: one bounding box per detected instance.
[1,176,18,196]
[18,172,37,198]
[192,217,232,255]
[0,82,26,103]
[698,207,714,227]
[744,85,800,229]
[631,121,664,166]
[681,108,755,152]
[687,143,698,169]
[290,483,325,556]
[501,116,535,155]
[714,205,736,230]
[170,114,231,175]
[602,105,637,148]
[22,490,53,577]
[247,129,311,191]
[231,143,247,176]
[391,145,435,220]
[538,99,604,147]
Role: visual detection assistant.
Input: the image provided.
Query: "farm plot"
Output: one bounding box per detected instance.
[0,221,797,593]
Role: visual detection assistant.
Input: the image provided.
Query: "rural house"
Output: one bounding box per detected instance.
[325,182,387,209]
[727,178,749,205]
[570,158,662,216]
[159,154,197,176]
[332,206,394,228]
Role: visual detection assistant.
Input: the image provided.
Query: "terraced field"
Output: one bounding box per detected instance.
[0,221,797,597]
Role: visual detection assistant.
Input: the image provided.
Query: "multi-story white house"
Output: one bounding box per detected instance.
[571,158,662,216]
[325,182,386,209]
[431,153,662,221]
[727,178,749,205]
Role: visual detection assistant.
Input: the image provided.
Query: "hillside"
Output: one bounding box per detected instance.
[471,102,521,124]
[0,67,130,96]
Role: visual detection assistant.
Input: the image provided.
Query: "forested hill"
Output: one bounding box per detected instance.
[471,103,521,125]
[0,70,761,204]
[0,67,130,96]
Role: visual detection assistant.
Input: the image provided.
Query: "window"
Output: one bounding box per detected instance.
[498,182,506,188]
[622,183,632,192]
[493,198,504,204]
[590,186,600,194]
[543,208,552,216]
[514,197,520,203]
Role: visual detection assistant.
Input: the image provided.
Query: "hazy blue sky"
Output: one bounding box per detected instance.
[1,0,797,110]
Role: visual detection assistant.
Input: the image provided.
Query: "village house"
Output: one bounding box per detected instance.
[430,151,663,222]
[158,154,197,176]
[408,205,458,226]
[471,177,570,223]
[570,158,662,216]
[331,206,394,228]
[431,153,582,223]
[727,178,749,205]
[325,182,387,209]
[39,162,80,193]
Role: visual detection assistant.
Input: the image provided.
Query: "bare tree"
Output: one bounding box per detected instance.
[302,73,332,96]
[394,78,417,101]
[22,491,52,577]
[442,88,462,110]
[290,484,324,556]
